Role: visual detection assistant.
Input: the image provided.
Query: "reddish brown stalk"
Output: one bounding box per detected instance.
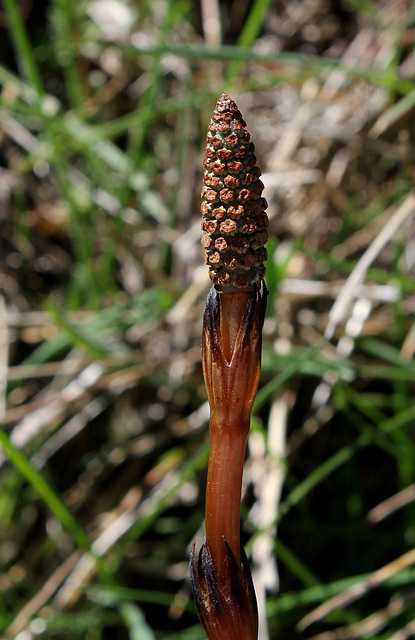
[204,289,258,575]
[205,413,249,574]
[190,93,268,640]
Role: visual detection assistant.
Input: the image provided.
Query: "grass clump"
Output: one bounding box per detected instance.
[1,0,415,638]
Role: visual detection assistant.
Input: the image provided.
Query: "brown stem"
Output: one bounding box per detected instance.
[205,420,250,578]
[191,93,266,640]
[204,289,255,578]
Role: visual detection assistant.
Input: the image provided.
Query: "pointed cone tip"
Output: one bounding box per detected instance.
[215,92,238,113]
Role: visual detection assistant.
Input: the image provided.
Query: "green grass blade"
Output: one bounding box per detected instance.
[226,0,275,83]
[278,442,360,521]
[266,567,415,615]
[45,303,111,359]
[126,42,415,93]
[3,0,44,99]
[51,0,85,110]
[0,62,39,105]
[159,626,206,640]
[120,602,156,640]
[0,426,91,553]
[129,442,209,542]
[255,338,330,411]
[273,537,321,587]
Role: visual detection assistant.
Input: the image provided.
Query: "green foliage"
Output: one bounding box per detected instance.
[1,0,415,638]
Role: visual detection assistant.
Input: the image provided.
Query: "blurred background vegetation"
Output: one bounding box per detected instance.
[1,0,415,638]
